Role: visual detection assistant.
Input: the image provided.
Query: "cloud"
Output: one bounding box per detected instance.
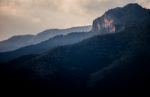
[0,0,149,40]
[136,0,150,8]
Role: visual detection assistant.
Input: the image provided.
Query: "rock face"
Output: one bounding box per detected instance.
[93,15,116,33]
[92,3,150,34]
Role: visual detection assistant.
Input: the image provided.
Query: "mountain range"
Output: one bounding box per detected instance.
[0,3,150,96]
[0,26,91,52]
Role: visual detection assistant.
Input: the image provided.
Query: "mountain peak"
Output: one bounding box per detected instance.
[92,3,149,34]
[124,3,142,9]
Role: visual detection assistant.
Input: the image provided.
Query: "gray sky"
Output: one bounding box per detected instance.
[0,0,150,41]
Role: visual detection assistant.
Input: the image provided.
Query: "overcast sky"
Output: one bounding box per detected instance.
[0,0,150,41]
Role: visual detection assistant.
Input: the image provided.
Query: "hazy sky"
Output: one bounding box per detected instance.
[0,0,150,41]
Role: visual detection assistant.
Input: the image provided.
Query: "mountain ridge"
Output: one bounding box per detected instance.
[0,25,91,52]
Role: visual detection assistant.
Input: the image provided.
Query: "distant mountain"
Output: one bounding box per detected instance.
[0,35,34,52]
[0,25,91,52]
[0,30,97,63]
[33,25,92,44]
[0,3,150,96]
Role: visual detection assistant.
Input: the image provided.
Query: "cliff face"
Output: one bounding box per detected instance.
[92,15,116,33]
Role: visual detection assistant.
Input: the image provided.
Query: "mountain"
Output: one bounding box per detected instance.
[33,25,92,44]
[92,3,150,33]
[0,3,150,96]
[0,30,98,63]
[0,35,34,52]
[0,25,91,52]
[1,22,150,95]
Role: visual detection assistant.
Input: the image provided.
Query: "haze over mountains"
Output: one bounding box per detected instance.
[0,25,91,52]
[0,3,150,96]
